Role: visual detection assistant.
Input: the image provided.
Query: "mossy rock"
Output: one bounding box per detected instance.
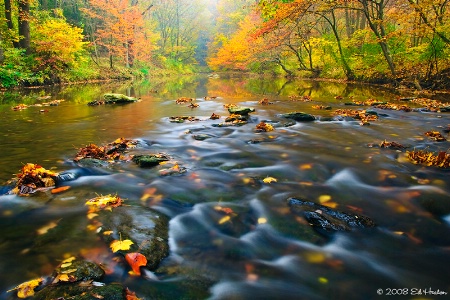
[53,260,105,282]
[103,93,138,104]
[34,282,125,300]
[133,154,170,168]
[227,106,255,115]
[96,205,169,270]
[280,112,315,122]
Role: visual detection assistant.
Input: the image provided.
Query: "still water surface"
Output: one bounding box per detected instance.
[0,75,449,299]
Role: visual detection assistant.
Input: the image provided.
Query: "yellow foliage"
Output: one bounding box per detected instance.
[33,18,87,70]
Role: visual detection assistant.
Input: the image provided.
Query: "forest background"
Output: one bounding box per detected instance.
[0,0,449,90]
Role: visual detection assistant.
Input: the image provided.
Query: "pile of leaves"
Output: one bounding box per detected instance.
[11,100,65,111]
[169,116,201,123]
[176,97,193,104]
[425,131,447,142]
[344,99,386,106]
[255,121,275,132]
[333,109,378,125]
[10,163,59,195]
[312,105,332,110]
[379,140,406,150]
[288,95,312,102]
[373,103,412,112]
[407,150,450,168]
[74,138,138,162]
[258,98,273,105]
[408,98,450,112]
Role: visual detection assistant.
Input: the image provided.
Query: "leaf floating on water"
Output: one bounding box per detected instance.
[85,194,123,209]
[110,239,134,253]
[424,131,447,142]
[125,252,148,276]
[263,176,277,184]
[7,278,43,298]
[255,121,274,132]
[51,186,71,194]
[406,150,450,168]
[257,217,267,224]
[36,219,60,235]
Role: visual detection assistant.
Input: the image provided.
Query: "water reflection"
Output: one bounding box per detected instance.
[0,75,449,299]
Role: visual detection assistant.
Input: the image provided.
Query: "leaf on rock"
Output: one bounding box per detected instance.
[125,252,148,276]
[7,278,43,298]
[85,194,123,209]
[110,239,134,253]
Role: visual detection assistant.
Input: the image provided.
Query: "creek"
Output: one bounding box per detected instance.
[0,75,449,299]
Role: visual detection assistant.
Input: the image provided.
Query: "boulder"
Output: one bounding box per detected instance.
[133,154,170,168]
[280,112,315,122]
[96,205,169,270]
[288,197,375,233]
[227,106,255,115]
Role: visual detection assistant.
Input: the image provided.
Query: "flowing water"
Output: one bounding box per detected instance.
[0,75,449,299]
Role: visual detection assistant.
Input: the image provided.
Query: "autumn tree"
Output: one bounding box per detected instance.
[32,11,87,80]
[82,0,154,68]
[208,12,263,71]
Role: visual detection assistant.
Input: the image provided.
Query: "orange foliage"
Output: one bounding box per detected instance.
[208,12,263,71]
[82,0,155,66]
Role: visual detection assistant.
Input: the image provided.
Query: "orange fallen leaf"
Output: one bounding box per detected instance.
[125,252,147,276]
[51,186,70,194]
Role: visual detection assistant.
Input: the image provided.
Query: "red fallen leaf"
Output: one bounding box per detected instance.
[51,186,71,194]
[125,252,147,276]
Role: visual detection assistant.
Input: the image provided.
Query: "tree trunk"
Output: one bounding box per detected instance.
[322,11,355,80]
[18,0,31,53]
[4,0,19,48]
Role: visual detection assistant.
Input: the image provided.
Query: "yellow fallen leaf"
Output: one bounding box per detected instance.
[257,217,267,224]
[7,278,43,298]
[304,252,326,263]
[263,176,277,184]
[318,277,328,284]
[218,215,231,224]
[87,212,99,220]
[56,274,70,282]
[60,262,72,268]
[110,239,134,253]
[61,256,76,264]
[36,220,60,235]
[60,268,77,274]
[318,195,332,203]
[103,230,114,236]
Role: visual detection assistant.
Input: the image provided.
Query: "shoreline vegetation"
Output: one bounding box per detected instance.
[1,1,449,94]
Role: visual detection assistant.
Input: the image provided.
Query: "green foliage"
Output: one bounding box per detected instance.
[0,49,33,88]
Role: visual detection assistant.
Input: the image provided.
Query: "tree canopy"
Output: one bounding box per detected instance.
[0,0,449,88]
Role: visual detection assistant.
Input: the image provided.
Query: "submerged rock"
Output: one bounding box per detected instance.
[288,197,375,233]
[280,112,315,122]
